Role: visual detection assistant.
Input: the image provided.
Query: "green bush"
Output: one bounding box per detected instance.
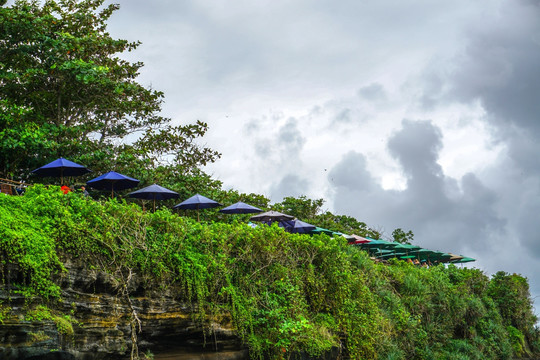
[1,185,538,359]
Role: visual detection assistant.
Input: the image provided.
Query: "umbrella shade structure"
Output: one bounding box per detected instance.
[249,211,294,223]
[447,253,464,262]
[451,257,476,264]
[87,171,140,197]
[32,157,91,185]
[349,234,371,244]
[279,219,316,234]
[173,194,222,221]
[393,244,422,251]
[340,233,356,242]
[128,184,179,211]
[219,201,263,214]
[310,227,338,236]
[376,252,406,259]
[358,239,399,250]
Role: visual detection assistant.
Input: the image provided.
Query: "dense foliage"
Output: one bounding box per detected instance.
[1,186,538,359]
[0,0,219,181]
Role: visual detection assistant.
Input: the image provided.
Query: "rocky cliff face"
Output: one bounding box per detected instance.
[0,261,247,360]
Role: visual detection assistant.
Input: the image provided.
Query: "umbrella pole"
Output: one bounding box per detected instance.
[153,196,156,212]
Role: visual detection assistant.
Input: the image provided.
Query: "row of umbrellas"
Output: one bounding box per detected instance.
[30,157,277,218]
[29,158,477,263]
[27,159,355,231]
[348,236,475,264]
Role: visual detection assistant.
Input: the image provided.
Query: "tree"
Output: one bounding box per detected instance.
[0,0,219,180]
[272,196,324,220]
[392,228,414,244]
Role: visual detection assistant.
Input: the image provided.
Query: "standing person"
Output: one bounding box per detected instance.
[80,186,89,197]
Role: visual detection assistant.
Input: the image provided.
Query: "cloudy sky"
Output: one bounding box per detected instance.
[101,0,540,312]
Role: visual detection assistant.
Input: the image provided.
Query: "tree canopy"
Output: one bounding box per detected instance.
[0,0,219,180]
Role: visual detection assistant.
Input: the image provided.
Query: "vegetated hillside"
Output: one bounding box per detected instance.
[1,186,539,359]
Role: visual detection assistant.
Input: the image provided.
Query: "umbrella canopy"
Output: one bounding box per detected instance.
[87,171,140,197]
[451,257,476,264]
[219,201,263,214]
[376,252,407,259]
[32,157,91,185]
[309,227,338,236]
[349,234,371,244]
[340,233,356,242]
[279,219,316,234]
[447,253,464,262]
[173,194,221,221]
[250,210,294,223]
[128,184,179,211]
[358,239,399,250]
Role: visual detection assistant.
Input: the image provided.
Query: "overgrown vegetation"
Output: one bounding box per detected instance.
[1,186,538,359]
[1,1,539,359]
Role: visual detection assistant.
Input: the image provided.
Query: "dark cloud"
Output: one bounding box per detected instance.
[330,120,505,254]
[387,120,443,179]
[429,0,540,264]
[438,1,540,155]
[328,151,377,193]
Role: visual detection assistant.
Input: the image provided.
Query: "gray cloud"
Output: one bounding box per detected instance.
[438,1,540,145]
[358,83,387,102]
[270,174,311,201]
[426,1,540,261]
[278,117,306,153]
[330,120,505,254]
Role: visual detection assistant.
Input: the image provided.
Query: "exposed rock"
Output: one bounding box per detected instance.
[0,261,247,360]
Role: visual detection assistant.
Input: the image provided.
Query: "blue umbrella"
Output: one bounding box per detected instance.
[31,157,91,185]
[128,183,179,211]
[87,171,140,197]
[219,201,263,214]
[279,219,316,234]
[173,194,222,221]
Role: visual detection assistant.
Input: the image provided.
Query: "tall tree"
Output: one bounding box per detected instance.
[0,0,219,179]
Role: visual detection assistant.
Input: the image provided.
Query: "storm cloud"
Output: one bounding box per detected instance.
[329,120,504,254]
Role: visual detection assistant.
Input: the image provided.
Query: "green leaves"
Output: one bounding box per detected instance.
[0,0,219,181]
[1,186,539,359]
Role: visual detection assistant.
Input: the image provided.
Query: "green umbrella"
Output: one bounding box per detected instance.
[359,240,399,250]
[310,227,337,236]
[377,252,406,259]
[452,257,476,264]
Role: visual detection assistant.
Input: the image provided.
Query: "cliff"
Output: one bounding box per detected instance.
[0,261,246,360]
[1,185,539,359]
